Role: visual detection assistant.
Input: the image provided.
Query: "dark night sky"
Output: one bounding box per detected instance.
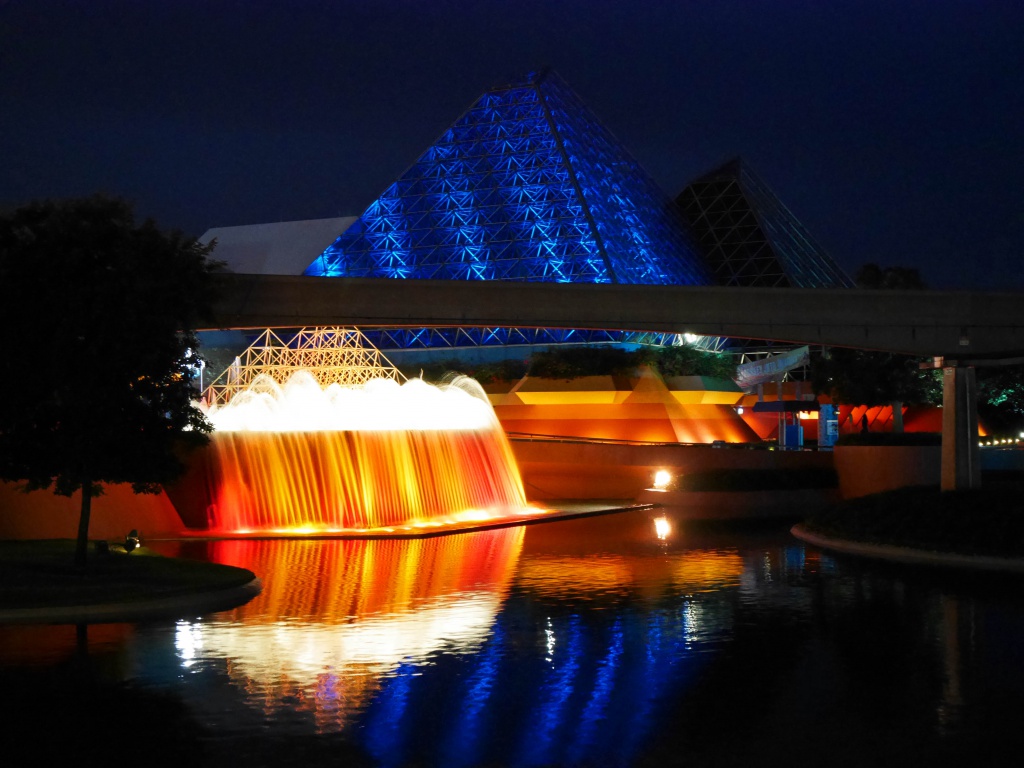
[2,0,1022,289]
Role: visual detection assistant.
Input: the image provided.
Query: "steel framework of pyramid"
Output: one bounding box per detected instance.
[304,69,711,288]
[297,72,850,355]
[202,327,403,407]
[675,157,853,289]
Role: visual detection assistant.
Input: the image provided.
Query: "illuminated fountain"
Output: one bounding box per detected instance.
[172,328,543,536]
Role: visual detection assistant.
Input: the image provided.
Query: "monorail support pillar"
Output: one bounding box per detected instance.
[941,363,981,491]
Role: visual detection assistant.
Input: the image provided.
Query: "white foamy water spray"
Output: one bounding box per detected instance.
[203,370,496,432]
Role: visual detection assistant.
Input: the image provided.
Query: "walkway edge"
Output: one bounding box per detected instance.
[0,577,263,626]
[790,525,1024,574]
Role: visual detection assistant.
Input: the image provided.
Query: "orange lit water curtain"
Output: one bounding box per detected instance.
[203,371,528,534]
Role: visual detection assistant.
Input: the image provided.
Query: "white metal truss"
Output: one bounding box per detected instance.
[202,327,405,407]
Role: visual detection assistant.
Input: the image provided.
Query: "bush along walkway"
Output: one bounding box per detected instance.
[794,483,1024,572]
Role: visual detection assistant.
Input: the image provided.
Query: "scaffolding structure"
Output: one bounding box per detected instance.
[202,327,404,407]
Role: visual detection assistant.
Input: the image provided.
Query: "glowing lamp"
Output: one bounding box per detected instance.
[653,470,672,489]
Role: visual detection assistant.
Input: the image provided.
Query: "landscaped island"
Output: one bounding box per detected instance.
[0,540,258,621]
[800,479,1024,561]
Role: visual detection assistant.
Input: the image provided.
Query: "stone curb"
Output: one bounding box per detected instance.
[0,577,263,625]
[790,525,1024,574]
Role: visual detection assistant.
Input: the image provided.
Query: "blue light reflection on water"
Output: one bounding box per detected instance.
[5,509,1024,766]
[437,623,505,768]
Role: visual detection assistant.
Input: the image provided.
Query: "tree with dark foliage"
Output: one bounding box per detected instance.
[0,196,220,567]
[527,344,736,380]
[811,264,940,431]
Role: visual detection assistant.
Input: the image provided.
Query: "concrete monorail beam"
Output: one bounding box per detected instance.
[206,274,1024,360]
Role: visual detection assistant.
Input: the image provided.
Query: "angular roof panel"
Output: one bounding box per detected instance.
[200,217,356,276]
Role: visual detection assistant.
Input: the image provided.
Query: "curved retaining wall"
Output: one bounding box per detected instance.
[636,487,839,520]
[512,440,834,500]
[832,445,940,499]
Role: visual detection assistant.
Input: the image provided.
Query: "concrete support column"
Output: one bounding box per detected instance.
[941,365,981,491]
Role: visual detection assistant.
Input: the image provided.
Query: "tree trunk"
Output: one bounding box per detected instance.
[891,400,905,433]
[75,479,92,569]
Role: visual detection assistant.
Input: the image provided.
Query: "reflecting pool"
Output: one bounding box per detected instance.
[3,507,1024,767]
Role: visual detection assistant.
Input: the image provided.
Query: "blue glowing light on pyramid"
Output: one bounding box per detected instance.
[304,70,710,288]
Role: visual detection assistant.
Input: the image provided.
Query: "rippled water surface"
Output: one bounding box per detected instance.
[3,508,1024,767]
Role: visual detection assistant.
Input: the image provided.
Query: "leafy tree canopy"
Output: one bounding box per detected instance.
[642,344,738,380]
[0,196,220,564]
[399,345,736,384]
[811,264,941,414]
[977,365,1024,433]
[854,263,927,290]
[528,344,736,380]
[811,347,941,407]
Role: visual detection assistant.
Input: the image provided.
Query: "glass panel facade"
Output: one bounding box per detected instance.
[676,158,853,288]
[304,71,709,287]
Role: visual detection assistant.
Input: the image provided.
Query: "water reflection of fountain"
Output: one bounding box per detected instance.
[173,371,535,535]
[169,530,524,731]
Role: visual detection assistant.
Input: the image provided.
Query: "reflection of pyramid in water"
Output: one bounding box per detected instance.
[676,157,853,288]
[304,69,710,287]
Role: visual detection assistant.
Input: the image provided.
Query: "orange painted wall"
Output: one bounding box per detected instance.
[512,440,834,500]
[493,369,760,445]
[0,481,186,540]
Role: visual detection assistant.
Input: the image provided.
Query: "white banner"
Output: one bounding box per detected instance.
[734,346,810,390]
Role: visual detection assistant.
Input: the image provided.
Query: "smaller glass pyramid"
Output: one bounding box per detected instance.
[676,158,853,288]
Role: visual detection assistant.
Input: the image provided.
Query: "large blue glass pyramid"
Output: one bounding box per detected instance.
[304,70,711,287]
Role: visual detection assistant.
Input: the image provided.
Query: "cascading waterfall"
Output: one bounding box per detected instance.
[195,371,529,534]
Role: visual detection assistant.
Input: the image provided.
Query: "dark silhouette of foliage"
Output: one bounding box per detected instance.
[977,364,1024,433]
[470,358,530,384]
[0,196,220,566]
[400,345,736,385]
[854,263,927,290]
[811,264,941,428]
[643,344,738,380]
[528,346,639,378]
[811,347,941,408]
[528,344,735,380]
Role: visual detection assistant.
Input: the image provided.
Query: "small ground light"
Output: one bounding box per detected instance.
[653,470,672,489]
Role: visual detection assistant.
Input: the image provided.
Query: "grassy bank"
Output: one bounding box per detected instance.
[0,540,255,610]
[803,481,1024,559]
